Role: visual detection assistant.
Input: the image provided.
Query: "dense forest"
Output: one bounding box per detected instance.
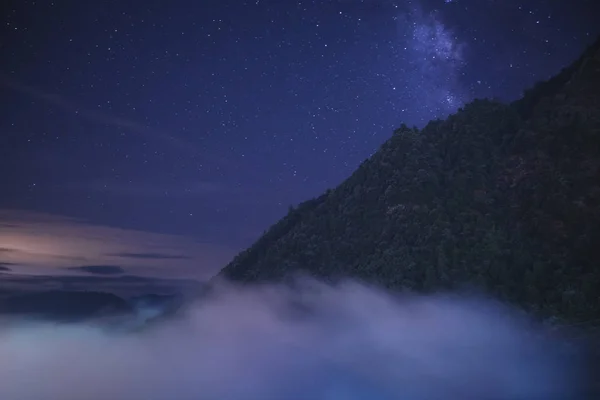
[219,36,600,324]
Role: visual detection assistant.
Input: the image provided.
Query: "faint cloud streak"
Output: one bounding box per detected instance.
[76,180,239,198]
[0,72,199,152]
[0,209,235,280]
[0,72,242,174]
[65,265,126,275]
[108,252,193,260]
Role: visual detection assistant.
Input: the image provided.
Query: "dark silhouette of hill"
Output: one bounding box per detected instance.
[130,293,178,308]
[219,36,600,323]
[0,290,134,322]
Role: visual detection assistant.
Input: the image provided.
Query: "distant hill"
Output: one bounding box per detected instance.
[0,290,134,322]
[219,36,600,323]
[130,293,178,308]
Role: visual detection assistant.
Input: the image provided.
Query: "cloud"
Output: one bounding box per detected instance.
[0,72,247,177]
[79,180,239,198]
[0,72,197,155]
[0,272,201,298]
[62,179,282,209]
[0,209,236,280]
[106,252,193,260]
[65,265,126,275]
[0,278,587,400]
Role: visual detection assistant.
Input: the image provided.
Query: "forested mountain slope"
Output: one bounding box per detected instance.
[219,37,600,323]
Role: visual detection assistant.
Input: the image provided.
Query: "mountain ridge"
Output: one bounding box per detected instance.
[0,290,134,322]
[219,36,600,323]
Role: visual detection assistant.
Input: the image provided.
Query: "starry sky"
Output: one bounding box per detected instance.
[1,0,599,282]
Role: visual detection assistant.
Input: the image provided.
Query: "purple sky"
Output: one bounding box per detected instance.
[1,0,599,279]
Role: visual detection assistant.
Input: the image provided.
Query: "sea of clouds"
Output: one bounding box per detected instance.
[0,278,589,400]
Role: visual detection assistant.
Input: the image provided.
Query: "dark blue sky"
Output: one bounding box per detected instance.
[1,0,599,279]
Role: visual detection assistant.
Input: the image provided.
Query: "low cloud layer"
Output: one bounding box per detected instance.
[0,279,587,400]
[0,209,235,279]
[0,272,200,298]
[65,265,126,275]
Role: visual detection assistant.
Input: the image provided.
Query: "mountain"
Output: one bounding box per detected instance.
[219,36,600,324]
[0,290,134,322]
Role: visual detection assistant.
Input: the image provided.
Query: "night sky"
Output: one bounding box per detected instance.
[1,0,599,281]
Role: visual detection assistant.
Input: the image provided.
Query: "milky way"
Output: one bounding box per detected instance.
[395,4,467,122]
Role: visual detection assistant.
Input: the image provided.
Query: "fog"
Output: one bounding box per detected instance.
[0,278,587,400]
